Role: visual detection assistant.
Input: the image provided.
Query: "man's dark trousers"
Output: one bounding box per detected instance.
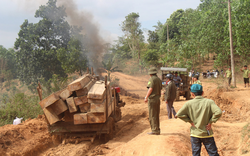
[166,99,176,119]
[148,97,160,133]
[191,137,219,156]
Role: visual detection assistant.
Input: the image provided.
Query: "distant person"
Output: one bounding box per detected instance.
[173,72,182,87]
[224,66,232,86]
[144,67,162,135]
[175,84,222,156]
[240,65,250,88]
[193,75,202,86]
[165,74,177,119]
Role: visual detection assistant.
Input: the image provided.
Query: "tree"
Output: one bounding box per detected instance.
[120,12,144,69]
[102,59,122,81]
[57,38,88,76]
[14,0,72,87]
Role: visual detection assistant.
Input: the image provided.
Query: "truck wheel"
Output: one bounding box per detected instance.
[176,91,180,101]
[103,117,115,142]
[185,91,191,100]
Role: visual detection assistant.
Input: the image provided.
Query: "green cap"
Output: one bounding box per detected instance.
[194,75,199,79]
[148,67,158,75]
[191,84,203,93]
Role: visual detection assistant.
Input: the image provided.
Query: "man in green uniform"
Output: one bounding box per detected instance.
[144,67,162,135]
[165,74,177,119]
[240,65,250,88]
[175,84,222,156]
[224,66,232,86]
[193,75,202,86]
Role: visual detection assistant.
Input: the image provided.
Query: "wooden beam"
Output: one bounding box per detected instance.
[49,99,68,115]
[87,112,105,123]
[79,103,90,113]
[74,113,88,125]
[87,81,110,100]
[74,96,88,106]
[68,74,91,91]
[39,93,59,109]
[43,107,60,125]
[66,97,78,113]
[75,88,88,97]
[59,88,72,101]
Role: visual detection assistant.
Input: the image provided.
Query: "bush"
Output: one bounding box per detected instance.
[0,93,43,126]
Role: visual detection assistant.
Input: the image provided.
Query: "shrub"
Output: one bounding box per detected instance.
[0,93,43,126]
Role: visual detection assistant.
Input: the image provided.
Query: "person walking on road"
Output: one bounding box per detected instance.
[240,65,250,88]
[175,84,222,156]
[224,66,232,86]
[144,67,162,135]
[165,74,177,119]
[193,75,202,86]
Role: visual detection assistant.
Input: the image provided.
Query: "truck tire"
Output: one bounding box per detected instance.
[176,91,180,101]
[103,117,115,142]
[185,91,191,100]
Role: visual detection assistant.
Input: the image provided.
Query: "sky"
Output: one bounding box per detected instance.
[0,0,201,49]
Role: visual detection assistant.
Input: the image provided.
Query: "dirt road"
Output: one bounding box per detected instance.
[1,72,250,156]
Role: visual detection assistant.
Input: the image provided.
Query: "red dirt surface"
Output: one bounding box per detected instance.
[1,72,250,156]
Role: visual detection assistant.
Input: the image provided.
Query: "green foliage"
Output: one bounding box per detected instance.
[14,0,72,86]
[0,93,43,126]
[143,49,159,66]
[120,12,144,66]
[57,38,88,76]
[40,74,69,97]
[102,59,122,81]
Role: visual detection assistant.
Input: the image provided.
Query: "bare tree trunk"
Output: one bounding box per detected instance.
[228,0,236,87]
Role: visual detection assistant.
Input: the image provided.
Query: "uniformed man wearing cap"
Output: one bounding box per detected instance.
[165,74,177,119]
[175,84,222,156]
[224,66,232,86]
[193,75,202,86]
[240,65,250,88]
[144,67,162,135]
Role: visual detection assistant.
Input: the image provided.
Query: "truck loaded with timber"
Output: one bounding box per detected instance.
[37,72,125,143]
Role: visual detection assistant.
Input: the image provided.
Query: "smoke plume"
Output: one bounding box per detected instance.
[15,0,106,73]
[57,0,106,72]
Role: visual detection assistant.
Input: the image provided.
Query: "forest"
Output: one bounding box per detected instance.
[0,0,250,125]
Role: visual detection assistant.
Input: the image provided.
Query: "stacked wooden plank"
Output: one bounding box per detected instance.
[39,74,113,125]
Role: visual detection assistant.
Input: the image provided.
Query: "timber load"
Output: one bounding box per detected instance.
[39,74,115,125]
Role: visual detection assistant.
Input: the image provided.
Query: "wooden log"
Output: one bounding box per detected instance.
[63,110,75,122]
[87,112,105,123]
[68,75,91,91]
[74,96,88,106]
[49,99,68,115]
[90,101,105,112]
[66,97,78,113]
[85,79,96,91]
[43,107,60,125]
[79,103,90,113]
[39,93,59,109]
[75,88,88,97]
[59,88,73,101]
[74,113,88,125]
[75,79,96,97]
[87,81,110,100]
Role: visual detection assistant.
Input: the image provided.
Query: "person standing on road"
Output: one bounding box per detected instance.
[175,84,222,156]
[193,75,202,86]
[165,74,177,119]
[144,67,162,135]
[240,65,250,88]
[224,66,232,86]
